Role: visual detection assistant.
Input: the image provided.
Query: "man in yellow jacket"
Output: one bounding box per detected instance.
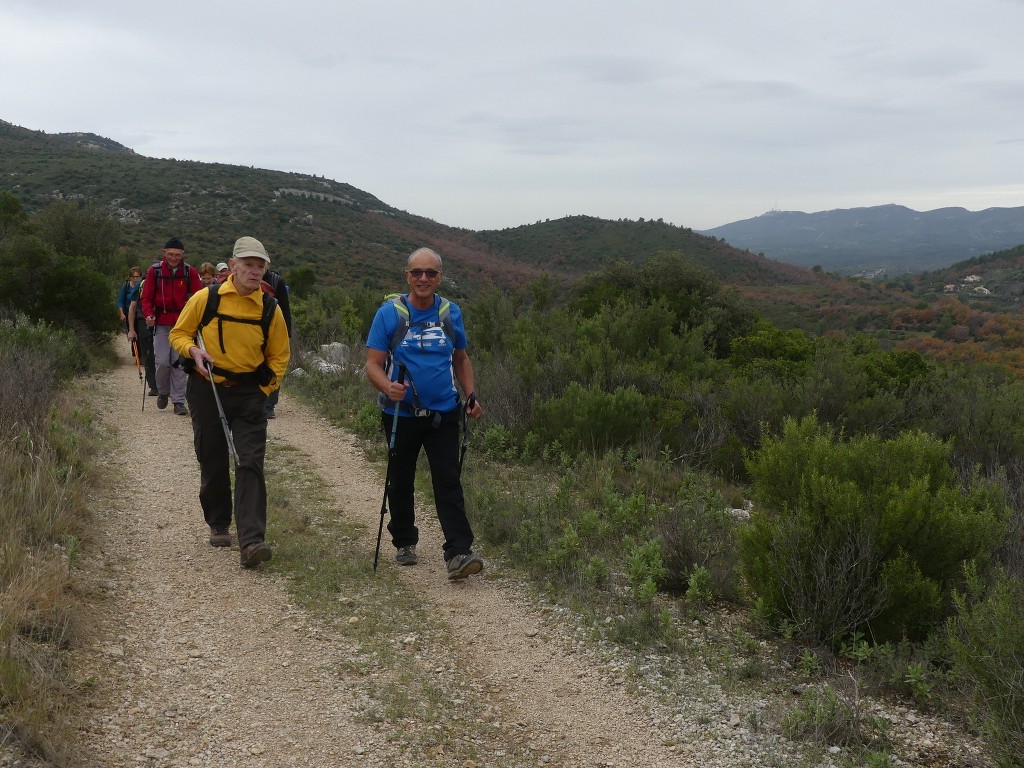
[170,236,290,568]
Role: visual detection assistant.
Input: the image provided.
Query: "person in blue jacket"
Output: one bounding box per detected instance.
[117,266,142,334]
[365,247,484,580]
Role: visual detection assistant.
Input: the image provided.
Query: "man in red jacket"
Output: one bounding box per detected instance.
[141,237,203,415]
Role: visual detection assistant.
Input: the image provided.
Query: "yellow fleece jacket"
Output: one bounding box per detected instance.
[170,277,290,396]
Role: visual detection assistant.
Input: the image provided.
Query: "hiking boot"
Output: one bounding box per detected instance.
[240,541,273,568]
[208,527,231,547]
[148,388,159,396]
[446,552,484,580]
[395,545,417,566]
[157,394,169,409]
[173,402,188,416]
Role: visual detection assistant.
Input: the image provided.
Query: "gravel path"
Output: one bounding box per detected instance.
[72,346,721,768]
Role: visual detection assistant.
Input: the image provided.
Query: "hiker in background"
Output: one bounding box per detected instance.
[216,262,230,282]
[260,267,291,419]
[127,272,157,396]
[198,262,217,287]
[170,236,290,568]
[141,237,203,416]
[365,247,484,580]
[117,266,143,335]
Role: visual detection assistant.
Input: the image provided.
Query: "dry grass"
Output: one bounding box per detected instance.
[0,325,102,765]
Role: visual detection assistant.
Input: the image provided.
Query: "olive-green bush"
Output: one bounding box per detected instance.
[947,568,1024,767]
[0,235,118,343]
[739,414,1008,647]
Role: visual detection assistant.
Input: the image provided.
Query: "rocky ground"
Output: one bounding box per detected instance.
[7,344,994,767]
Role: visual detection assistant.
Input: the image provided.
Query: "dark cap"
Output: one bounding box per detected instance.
[164,237,185,251]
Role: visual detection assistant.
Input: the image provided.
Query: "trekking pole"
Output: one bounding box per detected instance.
[196,330,240,466]
[373,364,406,573]
[131,337,145,413]
[458,392,477,477]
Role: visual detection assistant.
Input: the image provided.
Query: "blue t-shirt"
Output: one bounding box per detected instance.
[366,295,468,415]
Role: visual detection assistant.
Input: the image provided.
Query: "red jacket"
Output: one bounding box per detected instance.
[141,261,204,326]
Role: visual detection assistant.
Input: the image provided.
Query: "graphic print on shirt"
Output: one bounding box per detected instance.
[399,322,451,353]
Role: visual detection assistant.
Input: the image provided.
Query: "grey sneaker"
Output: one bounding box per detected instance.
[395,545,417,565]
[209,527,231,547]
[157,394,169,409]
[240,541,273,568]
[446,552,484,580]
[173,402,188,416]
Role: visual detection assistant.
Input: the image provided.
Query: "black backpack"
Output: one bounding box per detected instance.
[198,282,278,351]
[192,283,279,385]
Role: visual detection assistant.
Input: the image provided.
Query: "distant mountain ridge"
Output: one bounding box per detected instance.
[702,204,1024,275]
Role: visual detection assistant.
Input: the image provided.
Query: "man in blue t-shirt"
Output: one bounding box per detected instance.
[365,247,484,580]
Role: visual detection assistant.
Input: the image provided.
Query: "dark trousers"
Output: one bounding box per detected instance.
[136,325,156,390]
[383,409,473,561]
[186,377,269,548]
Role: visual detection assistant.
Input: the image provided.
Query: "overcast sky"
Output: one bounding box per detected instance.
[2,0,1023,231]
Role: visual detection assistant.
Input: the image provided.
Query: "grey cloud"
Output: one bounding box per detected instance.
[550,54,678,86]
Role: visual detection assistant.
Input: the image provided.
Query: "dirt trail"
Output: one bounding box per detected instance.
[73,344,720,767]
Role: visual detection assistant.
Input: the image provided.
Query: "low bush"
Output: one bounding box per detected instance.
[739,414,1008,647]
[947,567,1024,767]
[655,475,740,601]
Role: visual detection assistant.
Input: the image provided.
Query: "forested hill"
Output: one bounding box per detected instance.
[476,216,816,287]
[1,119,826,300]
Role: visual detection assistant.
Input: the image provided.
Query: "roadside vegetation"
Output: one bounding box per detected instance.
[0,192,119,763]
[0,316,107,762]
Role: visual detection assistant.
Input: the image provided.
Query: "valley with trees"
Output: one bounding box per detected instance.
[1,119,1023,767]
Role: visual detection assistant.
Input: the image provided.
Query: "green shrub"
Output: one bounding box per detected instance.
[947,568,1024,767]
[624,535,667,605]
[531,383,654,454]
[0,236,119,342]
[739,414,1008,647]
[655,475,739,601]
[292,286,365,348]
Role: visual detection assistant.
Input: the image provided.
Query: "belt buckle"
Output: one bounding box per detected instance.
[414,407,431,418]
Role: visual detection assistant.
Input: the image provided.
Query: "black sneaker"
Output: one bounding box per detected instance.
[240,542,272,568]
[446,552,484,580]
[157,394,169,409]
[209,527,231,547]
[173,402,188,416]
[395,545,417,565]
[148,388,159,396]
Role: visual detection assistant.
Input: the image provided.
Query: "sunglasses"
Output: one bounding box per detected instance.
[407,268,440,279]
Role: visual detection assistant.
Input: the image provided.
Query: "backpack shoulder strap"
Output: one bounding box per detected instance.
[260,292,279,344]
[437,295,454,340]
[198,282,221,330]
[383,293,411,354]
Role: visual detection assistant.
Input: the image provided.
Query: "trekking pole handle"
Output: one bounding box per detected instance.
[388,365,407,450]
[194,331,215,377]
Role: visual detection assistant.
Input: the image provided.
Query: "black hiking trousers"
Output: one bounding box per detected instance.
[186,377,268,549]
[382,407,474,562]
[138,325,156,390]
